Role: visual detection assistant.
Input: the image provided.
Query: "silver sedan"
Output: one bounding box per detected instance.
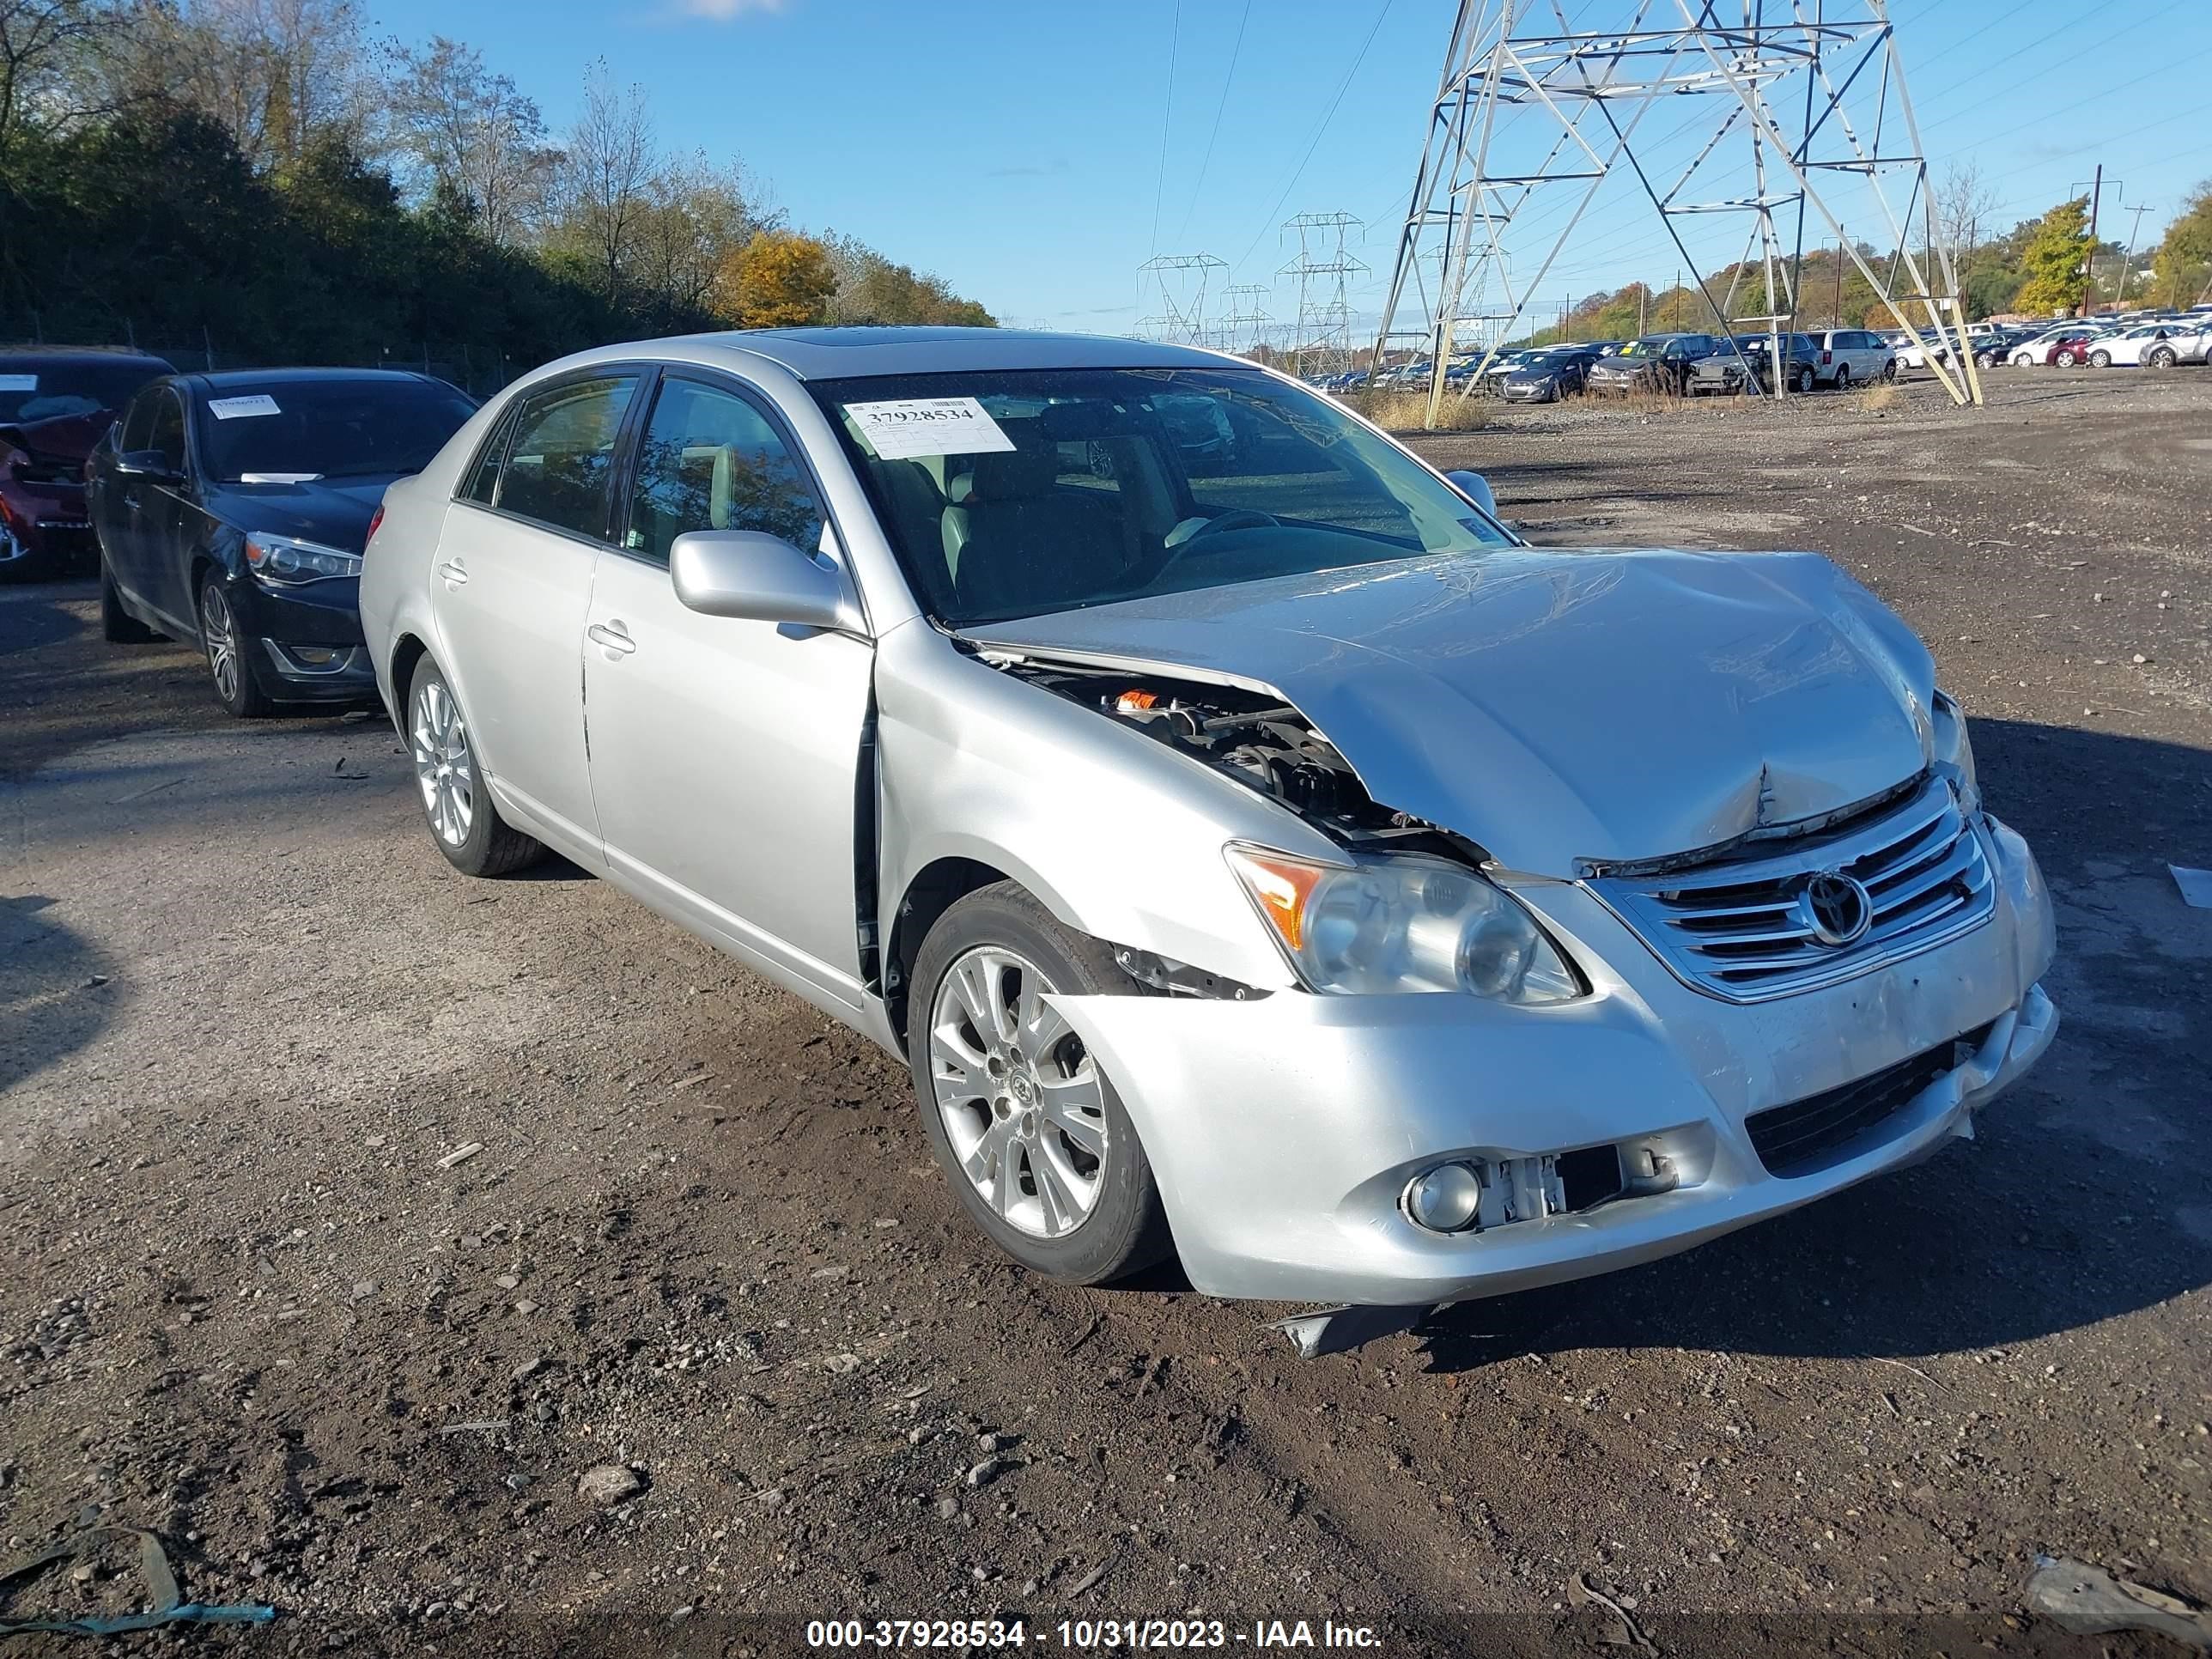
[359,328,2057,1327]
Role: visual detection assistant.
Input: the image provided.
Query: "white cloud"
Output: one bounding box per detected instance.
[678,0,787,17]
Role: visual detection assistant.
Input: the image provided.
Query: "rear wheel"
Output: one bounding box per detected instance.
[2088,349,2112,368]
[198,574,271,719]
[908,883,1172,1285]
[1834,363,1852,390]
[1881,359,1899,382]
[2147,345,2178,369]
[2054,348,2079,368]
[100,555,154,642]
[406,658,544,877]
[1794,365,1815,394]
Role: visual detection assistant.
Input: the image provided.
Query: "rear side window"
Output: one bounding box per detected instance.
[624,376,823,565]
[460,408,514,506]
[494,374,640,540]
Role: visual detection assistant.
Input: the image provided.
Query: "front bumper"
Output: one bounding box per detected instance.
[233,574,376,701]
[1055,813,2057,1305]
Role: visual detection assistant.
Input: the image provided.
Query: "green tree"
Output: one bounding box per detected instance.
[2147,181,2212,309]
[2013,197,2094,317]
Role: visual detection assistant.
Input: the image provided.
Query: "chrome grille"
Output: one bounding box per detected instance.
[1592,780,1995,1002]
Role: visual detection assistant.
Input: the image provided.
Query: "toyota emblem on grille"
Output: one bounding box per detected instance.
[1802,872,1874,947]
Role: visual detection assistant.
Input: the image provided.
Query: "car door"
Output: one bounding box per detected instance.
[433,368,642,864]
[583,369,876,1012]
[139,386,199,630]
[91,387,158,597]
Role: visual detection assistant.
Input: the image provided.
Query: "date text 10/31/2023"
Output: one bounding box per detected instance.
[805,1619,1386,1649]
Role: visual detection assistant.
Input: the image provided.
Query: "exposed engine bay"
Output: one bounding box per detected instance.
[992,655,1477,858]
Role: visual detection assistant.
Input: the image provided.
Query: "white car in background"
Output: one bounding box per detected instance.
[2087,323,2184,368]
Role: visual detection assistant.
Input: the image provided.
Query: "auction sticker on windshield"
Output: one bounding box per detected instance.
[845,397,1016,461]
[208,395,283,420]
[0,374,37,392]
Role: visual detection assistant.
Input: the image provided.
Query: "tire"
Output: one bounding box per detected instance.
[2054,349,2078,368]
[2012,352,2034,368]
[100,555,154,643]
[907,882,1172,1286]
[1881,359,1899,382]
[1794,366,1815,394]
[1834,363,1852,390]
[2088,349,2112,368]
[2147,346,2178,369]
[197,574,272,719]
[405,657,543,877]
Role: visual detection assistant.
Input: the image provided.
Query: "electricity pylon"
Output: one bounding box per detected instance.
[1135,253,1228,346]
[1371,0,1983,426]
[1279,211,1369,378]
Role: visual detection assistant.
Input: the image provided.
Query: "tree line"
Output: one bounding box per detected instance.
[0,0,994,379]
[1509,172,2210,349]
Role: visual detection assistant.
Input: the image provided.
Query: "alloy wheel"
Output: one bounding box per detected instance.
[927,945,1108,1240]
[200,586,240,704]
[410,678,476,848]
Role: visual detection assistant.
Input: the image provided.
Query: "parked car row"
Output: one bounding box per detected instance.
[0,346,176,579]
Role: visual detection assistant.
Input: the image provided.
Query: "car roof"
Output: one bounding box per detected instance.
[599,326,1234,382]
[0,346,173,369]
[187,367,451,391]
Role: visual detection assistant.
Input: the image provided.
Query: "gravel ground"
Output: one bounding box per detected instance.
[2,367,2207,1656]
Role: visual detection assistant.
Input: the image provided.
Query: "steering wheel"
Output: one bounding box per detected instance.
[1154,507,1279,578]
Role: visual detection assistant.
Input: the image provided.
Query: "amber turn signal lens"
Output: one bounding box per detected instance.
[1225,848,1330,953]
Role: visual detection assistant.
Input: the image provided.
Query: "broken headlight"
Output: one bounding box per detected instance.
[1930,690,1981,811]
[1225,846,1579,1002]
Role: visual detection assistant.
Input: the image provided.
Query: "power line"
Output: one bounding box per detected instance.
[1176,0,1253,244]
[1231,0,1395,274]
[1147,1,1182,260]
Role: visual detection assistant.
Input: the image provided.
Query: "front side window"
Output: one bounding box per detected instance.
[811,366,1513,628]
[625,377,824,565]
[147,390,186,472]
[494,374,640,539]
[118,387,161,453]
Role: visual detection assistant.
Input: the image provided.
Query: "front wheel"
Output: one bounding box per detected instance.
[1881,359,1899,382]
[2147,346,2178,369]
[908,883,1172,1285]
[1794,366,1815,394]
[198,574,271,719]
[2088,349,2112,368]
[406,658,544,877]
[1834,363,1852,390]
[2054,349,2078,368]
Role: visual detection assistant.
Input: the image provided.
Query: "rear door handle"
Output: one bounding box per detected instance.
[437,558,469,587]
[586,620,637,657]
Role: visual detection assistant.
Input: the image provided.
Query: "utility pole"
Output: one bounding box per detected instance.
[1638,284,1647,335]
[1832,230,1844,326]
[2083,165,2103,315]
[2117,203,2154,305]
[1671,269,1680,330]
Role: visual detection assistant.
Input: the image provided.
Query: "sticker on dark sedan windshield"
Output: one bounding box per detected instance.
[0,374,36,392]
[844,397,1017,461]
[208,395,283,420]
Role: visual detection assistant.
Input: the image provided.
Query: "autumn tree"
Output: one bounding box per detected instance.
[629,151,763,323]
[554,58,653,304]
[821,231,994,326]
[721,228,836,328]
[2013,197,2094,318]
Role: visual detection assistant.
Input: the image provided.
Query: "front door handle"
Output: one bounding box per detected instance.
[437,558,469,587]
[586,620,637,657]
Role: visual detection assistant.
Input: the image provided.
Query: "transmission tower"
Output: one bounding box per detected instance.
[1279,212,1369,378]
[1217,284,1275,356]
[1371,1,1983,426]
[1135,253,1228,345]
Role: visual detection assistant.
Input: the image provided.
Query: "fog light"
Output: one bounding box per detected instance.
[1403,1162,1484,1233]
[290,646,339,665]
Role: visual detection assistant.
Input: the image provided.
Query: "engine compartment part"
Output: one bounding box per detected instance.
[997,658,1459,852]
[1110,944,1268,1001]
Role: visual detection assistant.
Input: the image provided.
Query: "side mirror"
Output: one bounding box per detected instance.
[117,448,185,484]
[670,529,864,635]
[1443,469,1498,518]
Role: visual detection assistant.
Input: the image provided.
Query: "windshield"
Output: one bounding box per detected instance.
[0,359,165,425]
[1617,338,1673,357]
[194,379,477,482]
[810,367,1515,628]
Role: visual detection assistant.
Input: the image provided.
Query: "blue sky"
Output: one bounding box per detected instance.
[368,0,2212,331]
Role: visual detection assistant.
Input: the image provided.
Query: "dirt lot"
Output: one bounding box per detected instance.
[2,367,2208,1656]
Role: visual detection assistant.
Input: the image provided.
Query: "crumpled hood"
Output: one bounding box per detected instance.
[963,548,1938,876]
[203,475,399,551]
